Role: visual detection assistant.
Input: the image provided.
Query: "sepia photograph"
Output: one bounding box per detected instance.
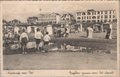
[0,0,119,76]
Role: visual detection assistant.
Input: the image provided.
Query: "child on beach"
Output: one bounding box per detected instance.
[43,32,51,52]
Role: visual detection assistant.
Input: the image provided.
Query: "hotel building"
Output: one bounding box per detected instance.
[37,13,61,24]
[76,9,116,23]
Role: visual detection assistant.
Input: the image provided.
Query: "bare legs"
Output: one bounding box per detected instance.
[22,45,27,54]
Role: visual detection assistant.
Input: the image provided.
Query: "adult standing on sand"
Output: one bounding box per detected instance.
[87,26,93,38]
[19,29,29,54]
[43,32,51,53]
[34,28,43,51]
[105,27,111,39]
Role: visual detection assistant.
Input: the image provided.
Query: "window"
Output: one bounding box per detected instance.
[97,11,100,14]
[104,20,107,22]
[109,15,111,18]
[77,17,81,19]
[109,11,111,14]
[105,11,107,14]
[101,11,103,14]
[101,15,103,18]
[92,16,96,19]
[105,15,108,18]
[113,15,115,18]
[82,12,86,15]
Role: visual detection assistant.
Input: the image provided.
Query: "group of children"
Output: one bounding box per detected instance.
[20,28,51,54]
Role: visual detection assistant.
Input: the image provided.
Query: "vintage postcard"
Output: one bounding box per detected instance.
[0,0,119,77]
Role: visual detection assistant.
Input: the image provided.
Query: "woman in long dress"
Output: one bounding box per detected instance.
[87,26,93,38]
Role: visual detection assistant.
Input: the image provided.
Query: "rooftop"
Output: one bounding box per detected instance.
[76,9,115,13]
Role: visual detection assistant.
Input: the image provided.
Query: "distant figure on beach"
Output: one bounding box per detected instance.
[57,28,61,37]
[109,24,112,39]
[27,26,32,33]
[64,27,70,37]
[87,26,93,38]
[86,27,89,37]
[105,27,111,39]
[14,26,19,34]
[8,30,13,39]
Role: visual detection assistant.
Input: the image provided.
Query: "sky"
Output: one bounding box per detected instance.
[1,1,118,22]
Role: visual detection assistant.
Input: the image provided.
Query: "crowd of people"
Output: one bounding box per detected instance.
[3,23,112,54]
[3,26,51,54]
[20,28,51,54]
